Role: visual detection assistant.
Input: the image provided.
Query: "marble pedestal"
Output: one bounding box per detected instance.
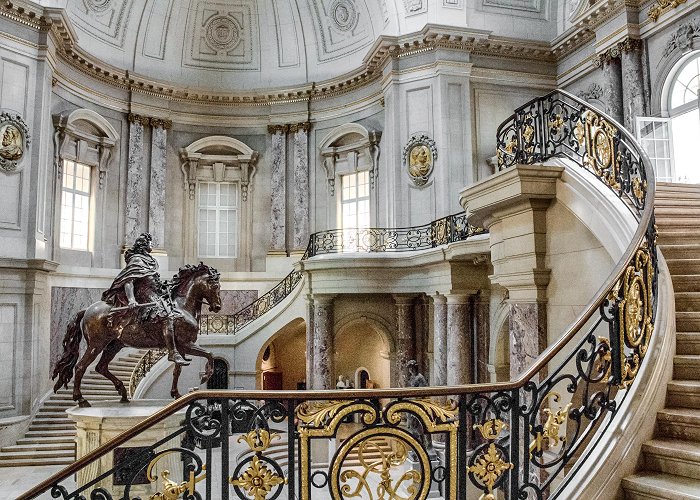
[67,400,184,498]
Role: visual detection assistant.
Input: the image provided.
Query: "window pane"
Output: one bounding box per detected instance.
[671,110,700,183]
[198,183,239,257]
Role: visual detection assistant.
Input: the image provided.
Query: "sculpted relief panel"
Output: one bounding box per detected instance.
[68,0,134,48]
[307,0,374,62]
[183,0,260,70]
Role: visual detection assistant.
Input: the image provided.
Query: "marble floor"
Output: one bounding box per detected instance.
[1,465,75,499]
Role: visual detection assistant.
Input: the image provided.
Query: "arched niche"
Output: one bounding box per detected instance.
[255,318,306,390]
[179,135,260,270]
[334,315,392,389]
[318,123,381,227]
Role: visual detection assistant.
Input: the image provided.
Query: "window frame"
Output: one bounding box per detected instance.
[635,117,675,183]
[59,159,94,251]
[197,181,240,259]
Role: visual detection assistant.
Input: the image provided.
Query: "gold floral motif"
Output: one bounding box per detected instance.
[504,136,518,155]
[548,114,564,134]
[523,123,535,153]
[147,461,206,500]
[238,428,280,453]
[632,177,647,203]
[596,337,612,380]
[574,119,585,146]
[230,455,287,500]
[648,0,687,21]
[529,393,572,458]
[473,418,508,441]
[468,443,514,493]
[578,111,621,190]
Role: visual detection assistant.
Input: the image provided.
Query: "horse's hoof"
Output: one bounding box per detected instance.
[120,397,130,404]
[78,398,91,408]
[171,393,181,399]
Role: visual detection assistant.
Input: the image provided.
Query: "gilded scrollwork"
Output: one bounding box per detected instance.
[331,427,429,500]
[468,418,513,499]
[146,453,206,500]
[230,428,287,500]
[615,246,655,388]
[529,393,572,458]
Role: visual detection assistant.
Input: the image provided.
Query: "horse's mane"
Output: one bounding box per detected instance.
[168,262,220,297]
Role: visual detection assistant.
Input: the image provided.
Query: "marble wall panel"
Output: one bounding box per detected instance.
[50,287,102,374]
[215,289,258,316]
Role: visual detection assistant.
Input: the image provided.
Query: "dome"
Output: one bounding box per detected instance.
[63,0,391,91]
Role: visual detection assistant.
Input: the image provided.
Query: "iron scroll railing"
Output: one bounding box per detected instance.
[22,90,658,500]
[198,214,485,335]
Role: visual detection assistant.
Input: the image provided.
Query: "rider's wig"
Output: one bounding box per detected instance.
[125,232,153,262]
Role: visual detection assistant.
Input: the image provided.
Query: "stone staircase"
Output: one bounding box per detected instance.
[622,182,700,499]
[0,349,144,467]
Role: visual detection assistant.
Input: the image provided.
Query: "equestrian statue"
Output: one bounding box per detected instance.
[52,233,222,407]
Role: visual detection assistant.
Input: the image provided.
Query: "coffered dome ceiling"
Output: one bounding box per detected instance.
[64,0,391,91]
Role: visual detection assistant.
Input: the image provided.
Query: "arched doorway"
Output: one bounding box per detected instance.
[335,319,391,389]
[256,318,306,390]
[206,358,229,389]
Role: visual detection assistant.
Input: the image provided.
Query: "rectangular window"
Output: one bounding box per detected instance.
[198,182,238,258]
[341,171,370,251]
[637,117,674,182]
[60,160,91,250]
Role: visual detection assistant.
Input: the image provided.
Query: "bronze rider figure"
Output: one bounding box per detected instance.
[101,233,189,366]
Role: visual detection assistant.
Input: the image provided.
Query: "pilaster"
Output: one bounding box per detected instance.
[311,295,334,390]
[393,294,416,387]
[268,125,288,253]
[292,123,310,251]
[446,294,471,386]
[125,114,149,243]
[148,119,171,249]
[432,293,447,387]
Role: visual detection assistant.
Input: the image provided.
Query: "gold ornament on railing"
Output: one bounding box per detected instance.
[575,111,620,191]
[469,419,513,500]
[230,428,287,500]
[230,456,286,500]
[616,246,655,388]
[529,393,572,458]
[146,456,206,500]
[129,349,167,397]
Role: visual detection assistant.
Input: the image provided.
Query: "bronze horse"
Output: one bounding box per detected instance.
[52,263,222,407]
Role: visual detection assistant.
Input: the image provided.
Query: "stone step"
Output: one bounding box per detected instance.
[655,196,700,206]
[1,441,74,453]
[642,439,700,480]
[656,207,700,217]
[24,429,74,438]
[17,436,74,445]
[677,333,700,355]
[0,448,75,461]
[670,275,700,293]
[657,182,700,193]
[660,244,700,257]
[667,260,700,276]
[622,472,700,500]
[0,457,74,467]
[677,313,700,333]
[657,408,700,442]
[675,293,700,312]
[667,381,700,409]
[32,417,72,425]
[674,356,700,380]
[28,424,75,432]
[659,234,700,247]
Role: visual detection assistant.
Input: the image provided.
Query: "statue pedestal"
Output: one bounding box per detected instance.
[67,400,184,498]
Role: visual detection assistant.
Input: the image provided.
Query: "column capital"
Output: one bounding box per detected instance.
[432,293,447,305]
[267,124,289,134]
[393,294,418,305]
[445,293,471,305]
[312,294,336,306]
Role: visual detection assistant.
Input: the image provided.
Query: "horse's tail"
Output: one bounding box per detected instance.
[51,310,85,392]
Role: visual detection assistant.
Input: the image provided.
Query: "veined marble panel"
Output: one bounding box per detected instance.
[50,287,103,374]
[149,126,167,248]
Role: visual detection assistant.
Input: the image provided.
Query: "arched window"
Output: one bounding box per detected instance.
[53,109,118,253]
[638,51,700,183]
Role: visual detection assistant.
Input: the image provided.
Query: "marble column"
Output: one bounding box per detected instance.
[268,125,287,252]
[621,38,647,134]
[432,293,447,387]
[446,294,472,386]
[475,292,490,383]
[305,295,315,389]
[601,56,623,124]
[148,119,170,248]
[125,114,149,243]
[292,123,310,250]
[509,301,547,379]
[312,295,334,390]
[414,295,429,376]
[394,295,416,387]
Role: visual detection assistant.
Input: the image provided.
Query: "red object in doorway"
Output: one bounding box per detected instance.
[263,371,283,390]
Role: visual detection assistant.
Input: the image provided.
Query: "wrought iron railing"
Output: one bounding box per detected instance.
[128,349,167,398]
[199,215,485,336]
[23,90,658,500]
[306,214,485,256]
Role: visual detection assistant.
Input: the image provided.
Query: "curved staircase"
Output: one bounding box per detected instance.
[622,182,700,499]
[0,349,145,467]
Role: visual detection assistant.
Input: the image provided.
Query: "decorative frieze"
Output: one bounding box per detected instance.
[648,0,687,22]
[662,20,700,59]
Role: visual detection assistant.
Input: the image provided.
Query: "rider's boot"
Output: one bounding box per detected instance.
[164,324,189,366]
